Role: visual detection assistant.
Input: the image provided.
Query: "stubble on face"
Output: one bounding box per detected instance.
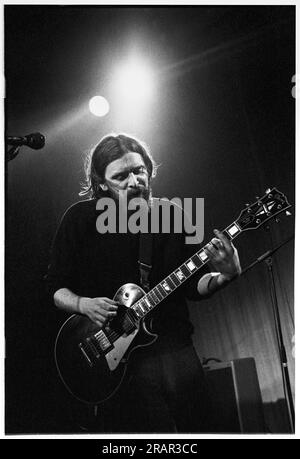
[103,152,151,204]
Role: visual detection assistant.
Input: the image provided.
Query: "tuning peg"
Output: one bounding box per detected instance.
[286,210,292,216]
[255,196,261,201]
[245,203,250,206]
[265,188,271,194]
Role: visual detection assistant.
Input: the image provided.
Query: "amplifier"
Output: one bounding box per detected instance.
[203,357,265,433]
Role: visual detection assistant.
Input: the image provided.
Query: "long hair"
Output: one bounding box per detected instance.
[80,133,157,199]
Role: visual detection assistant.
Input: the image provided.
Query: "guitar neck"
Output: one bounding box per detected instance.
[131,220,242,320]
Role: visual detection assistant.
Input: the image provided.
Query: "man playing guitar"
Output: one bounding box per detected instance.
[47,133,241,432]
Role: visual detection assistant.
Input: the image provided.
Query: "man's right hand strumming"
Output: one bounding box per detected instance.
[53,288,118,328]
[78,297,119,328]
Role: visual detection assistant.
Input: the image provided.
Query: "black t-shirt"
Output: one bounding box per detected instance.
[46,198,209,344]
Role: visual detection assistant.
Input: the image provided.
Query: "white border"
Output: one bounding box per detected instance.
[1,0,297,440]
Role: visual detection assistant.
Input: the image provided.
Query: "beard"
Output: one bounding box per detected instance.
[107,183,151,203]
[127,185,150,202]
[105,184,152,231]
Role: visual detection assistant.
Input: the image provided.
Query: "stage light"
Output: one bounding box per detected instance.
[113,57,155,109]
[89,96,110,117]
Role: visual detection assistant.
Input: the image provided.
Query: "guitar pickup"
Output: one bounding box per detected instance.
[93,330,114,353]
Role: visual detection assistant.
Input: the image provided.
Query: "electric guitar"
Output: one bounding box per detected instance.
[55,187,291,404]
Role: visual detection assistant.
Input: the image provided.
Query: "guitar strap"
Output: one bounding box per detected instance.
[138,232,153,292]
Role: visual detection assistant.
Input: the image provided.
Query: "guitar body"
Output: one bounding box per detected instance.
[55,283,157,404]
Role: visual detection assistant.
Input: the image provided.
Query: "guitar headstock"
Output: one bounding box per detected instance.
[235,188,291,231]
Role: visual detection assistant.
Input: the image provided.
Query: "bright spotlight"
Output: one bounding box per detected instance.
[114,58,154,106]
[89,96,110,117]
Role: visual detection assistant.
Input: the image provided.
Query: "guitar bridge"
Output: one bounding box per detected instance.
[79,330,114,367]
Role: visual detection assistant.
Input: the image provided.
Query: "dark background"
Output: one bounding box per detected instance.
[5,5,295,434]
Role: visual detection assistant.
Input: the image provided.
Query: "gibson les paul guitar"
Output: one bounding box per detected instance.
[55,187,291,404]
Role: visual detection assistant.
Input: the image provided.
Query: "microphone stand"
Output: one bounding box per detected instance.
[241,235,295,433]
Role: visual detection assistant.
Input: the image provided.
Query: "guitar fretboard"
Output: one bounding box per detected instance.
[131,221,242,320]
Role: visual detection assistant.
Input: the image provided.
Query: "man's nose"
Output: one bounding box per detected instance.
[128,172,139,187]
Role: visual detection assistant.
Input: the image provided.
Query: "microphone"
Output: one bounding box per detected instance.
[6,132,45,150]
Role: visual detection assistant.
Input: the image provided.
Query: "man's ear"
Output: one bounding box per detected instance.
[100,183,108,191]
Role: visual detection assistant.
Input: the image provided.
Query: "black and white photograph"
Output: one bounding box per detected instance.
[4,4,295,437]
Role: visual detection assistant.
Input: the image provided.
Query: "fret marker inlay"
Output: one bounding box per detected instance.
[176,269,185,281]
[186,260,196,271]
[144,298,151,309]
[227,224,239,236]
[162,281,171,292]
[199,251,208,261]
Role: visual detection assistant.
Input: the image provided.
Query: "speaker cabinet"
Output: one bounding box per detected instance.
[203,358,265,433]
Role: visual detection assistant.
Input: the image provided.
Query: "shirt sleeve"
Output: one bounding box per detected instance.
[45,205,80,300]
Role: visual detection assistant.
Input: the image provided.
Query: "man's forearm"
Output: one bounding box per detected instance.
[197,272,237,298]
[53,288,87,314]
